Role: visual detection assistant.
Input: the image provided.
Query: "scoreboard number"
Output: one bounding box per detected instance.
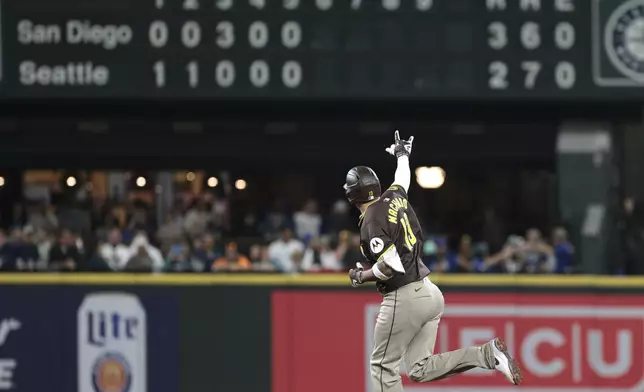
[149,21,169,48]
[520,22,541,50]
[282,61,302,88]
[249,21,269,49]
[215,60,235,88]
[488,22,508,50]
[555,61,576,90]
[216,21,235,49]
[181,21,201,48]
[250,60,270,87]
[153,61,165,87]
[554,22,575,50]
[281,21,302,49]
[186,61,199,87]
[489,61,508,90]
[521,61,542,89]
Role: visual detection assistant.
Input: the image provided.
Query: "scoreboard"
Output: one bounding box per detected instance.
[3,0,644,100]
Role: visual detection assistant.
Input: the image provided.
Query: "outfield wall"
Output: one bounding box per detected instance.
[0,274,642,392]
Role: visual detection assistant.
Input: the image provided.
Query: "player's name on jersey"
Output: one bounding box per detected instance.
[387,196,408,224]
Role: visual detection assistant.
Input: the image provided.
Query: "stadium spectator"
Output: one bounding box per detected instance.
[126,205,155,241]
[0,228,26,271]
[212,242,251,272]
[292,249,305,272]
[336,230,361,270]
[551,226,574,273]
[498,235,526,273]
[268,227,305,273]
[27,204,58,232]
[157,211,185,251]
[261,199,291,241]
[480,207,506,254]
[184,199,210,239]
[0,230,8,270]
[192,233,220,272]
[166,240,193,272]
[328,199,353,235]
[239,211,262,237]
[124,232,164,272]
[34,228,53,269]
[20,226,40,271]
[425,237,450,273]
[208,192,231,233]
[449,235,483,273]
[57,202,91,238]
[97,228,130,271]
[294,199,323,241]
[106,203,128,229]
[48,229,82,272]
[301,236,341,272]
[249,244,275,271]
[520,228,555,273]
[617,197,644,275]
[124,246,154,272]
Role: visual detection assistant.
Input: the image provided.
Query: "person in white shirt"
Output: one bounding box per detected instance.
[301,236,341,272]
[268,228,305,273]
[98,228,130,271]
[293,199,322,240]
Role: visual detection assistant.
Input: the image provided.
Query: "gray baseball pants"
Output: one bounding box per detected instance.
[370,277,495,392]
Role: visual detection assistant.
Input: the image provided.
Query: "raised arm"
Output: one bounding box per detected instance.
[385,130,414,193]
[393,156,411,193]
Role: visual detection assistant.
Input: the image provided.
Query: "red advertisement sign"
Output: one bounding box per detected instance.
[271,290,644,392]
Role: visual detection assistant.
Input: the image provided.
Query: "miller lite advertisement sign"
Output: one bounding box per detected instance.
[77,292,147,392]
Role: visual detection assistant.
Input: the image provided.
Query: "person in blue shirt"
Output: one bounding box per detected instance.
[423,236,450,272]
[447,235,484,273]
[551,227,574,274]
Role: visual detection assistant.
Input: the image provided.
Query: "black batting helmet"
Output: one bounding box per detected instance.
[344,166,381,205]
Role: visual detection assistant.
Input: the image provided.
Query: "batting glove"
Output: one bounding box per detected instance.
[385,130,414,158]
[349,262,365,288]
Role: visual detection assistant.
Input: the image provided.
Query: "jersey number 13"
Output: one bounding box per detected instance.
[400,212,417,250]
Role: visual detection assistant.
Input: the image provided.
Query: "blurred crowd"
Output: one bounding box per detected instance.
[0,192,642,275]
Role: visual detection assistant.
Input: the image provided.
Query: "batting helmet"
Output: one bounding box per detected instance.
[344,166,381,205]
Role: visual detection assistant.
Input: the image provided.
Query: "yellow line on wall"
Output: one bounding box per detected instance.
[0,273,643,288]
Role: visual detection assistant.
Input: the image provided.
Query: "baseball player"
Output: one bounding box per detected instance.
[345,131,523,392]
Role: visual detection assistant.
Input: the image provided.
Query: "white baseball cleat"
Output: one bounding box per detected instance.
[490,338,523,385]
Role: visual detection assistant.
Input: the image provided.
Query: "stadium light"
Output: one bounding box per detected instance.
[235,179,247,190]
[66,176,77,187]
[207,177,219,188]
[415,166,445,189]
[136,176,147,187]
[0,177,4,187]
